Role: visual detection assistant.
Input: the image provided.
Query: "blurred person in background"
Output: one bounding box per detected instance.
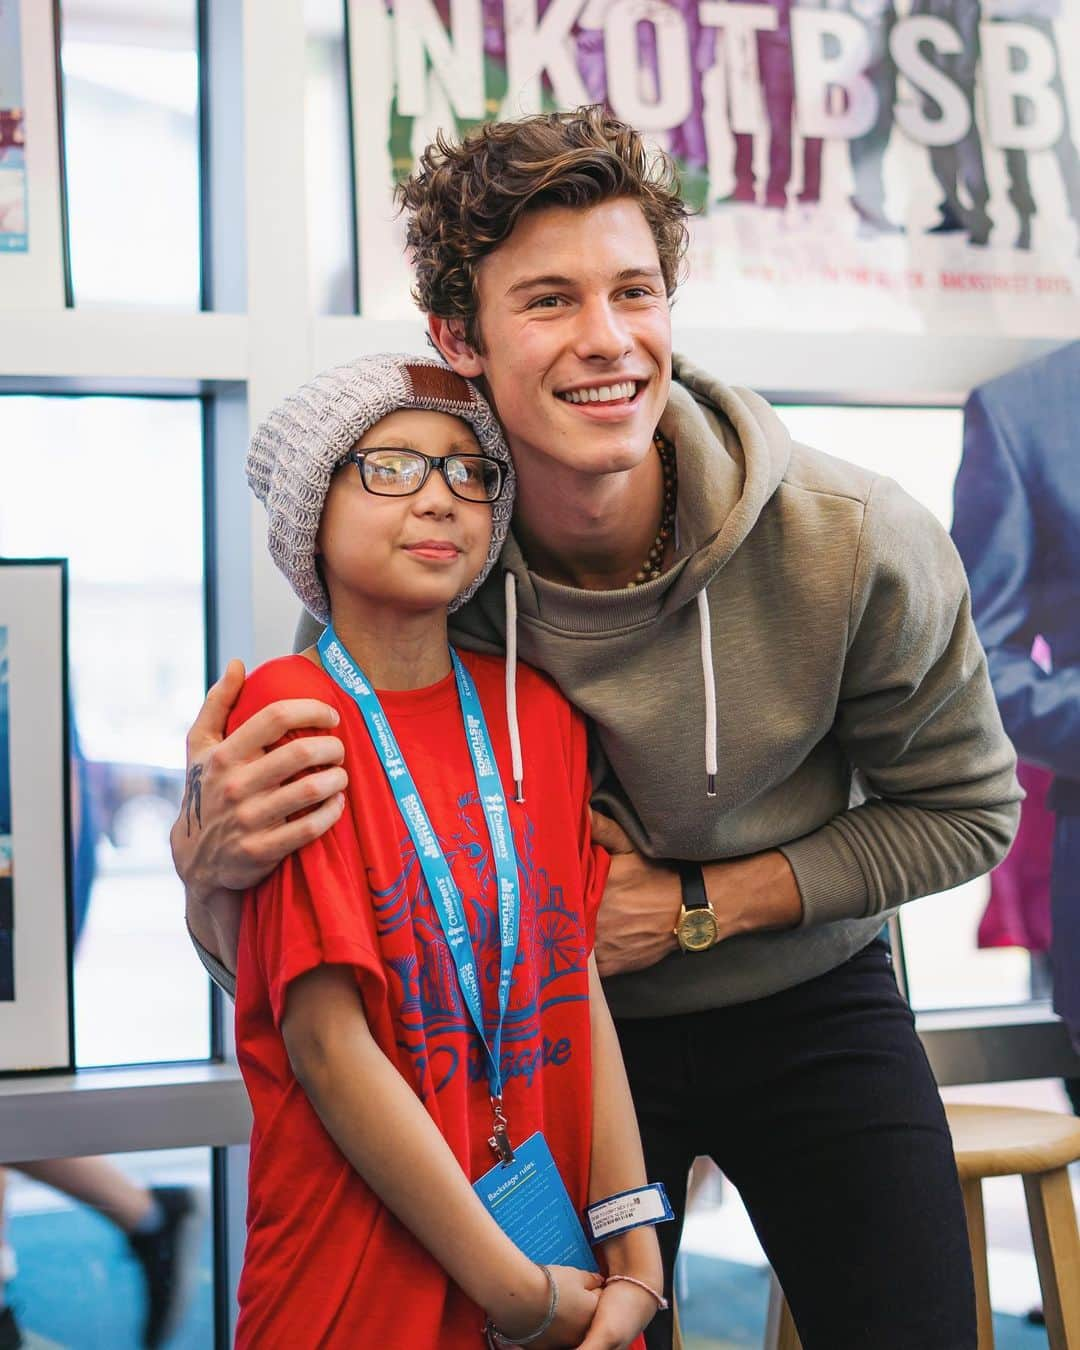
[953,341,1080,1111]
[0,715,201,1350]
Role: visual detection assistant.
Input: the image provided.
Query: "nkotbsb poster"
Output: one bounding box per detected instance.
[349,0,1080,337]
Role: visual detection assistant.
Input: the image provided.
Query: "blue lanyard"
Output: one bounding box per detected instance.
[317,626,521,1152]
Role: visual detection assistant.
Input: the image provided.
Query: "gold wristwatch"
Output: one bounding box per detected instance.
[673,861,719,953]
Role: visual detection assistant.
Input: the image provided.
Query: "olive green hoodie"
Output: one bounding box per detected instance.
[442,354,1021,1019]
[232,355,1019,1020]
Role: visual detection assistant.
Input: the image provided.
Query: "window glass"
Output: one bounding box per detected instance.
[0,395,210,1065]
[778,405,1032,1013]
[2,1147,214,1347]
[306,0,356,314]
[59,0,201,308]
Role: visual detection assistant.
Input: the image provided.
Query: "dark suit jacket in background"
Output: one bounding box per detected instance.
[953,341,1080,1048]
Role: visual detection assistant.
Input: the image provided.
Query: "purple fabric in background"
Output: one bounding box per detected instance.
[979,759,1054,953]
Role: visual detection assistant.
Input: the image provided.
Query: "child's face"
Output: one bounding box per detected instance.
[316,409,495,618]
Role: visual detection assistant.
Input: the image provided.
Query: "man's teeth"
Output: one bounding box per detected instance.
[560,381,637,404]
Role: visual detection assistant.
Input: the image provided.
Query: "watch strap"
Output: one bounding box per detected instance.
[676,861,708,912]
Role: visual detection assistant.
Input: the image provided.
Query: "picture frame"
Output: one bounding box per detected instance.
[0,558,74,1075]
[0,0,69,309]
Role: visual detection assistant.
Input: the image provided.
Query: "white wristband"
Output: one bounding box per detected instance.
[585,1183,674,1243]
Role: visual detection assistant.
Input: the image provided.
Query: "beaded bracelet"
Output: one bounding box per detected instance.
[485,1263,559,1347]
[604,1273,669,1311]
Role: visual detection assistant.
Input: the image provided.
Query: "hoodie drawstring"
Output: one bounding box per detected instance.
[504,572,525,802]
[698,591,718,797]
[503,572,716,802]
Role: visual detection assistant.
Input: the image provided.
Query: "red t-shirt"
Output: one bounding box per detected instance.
[231,650,614,1348]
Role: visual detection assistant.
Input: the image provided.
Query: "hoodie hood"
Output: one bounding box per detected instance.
[487,356,794,802]
[658,354,793,604]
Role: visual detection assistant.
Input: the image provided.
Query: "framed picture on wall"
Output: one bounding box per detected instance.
[0,0,68,309]
[0,558,74,1075]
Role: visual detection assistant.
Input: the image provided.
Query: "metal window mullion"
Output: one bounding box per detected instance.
[242,0,319,667]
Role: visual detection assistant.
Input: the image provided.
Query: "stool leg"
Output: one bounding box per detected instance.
[961,1177,995,1350]
[1023,1166,1080,1349]
[765,1271,802,1350]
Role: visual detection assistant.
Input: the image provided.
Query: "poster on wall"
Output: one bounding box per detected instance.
[0,560,73,1075]
[348,0,1080,339]
[0,0,67,308]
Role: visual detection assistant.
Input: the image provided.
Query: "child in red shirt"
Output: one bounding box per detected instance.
[230,355,663,1348]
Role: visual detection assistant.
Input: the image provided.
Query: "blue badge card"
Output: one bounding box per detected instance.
[474,1132,599,1273]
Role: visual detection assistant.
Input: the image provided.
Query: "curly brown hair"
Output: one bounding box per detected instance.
[395,105,690,351]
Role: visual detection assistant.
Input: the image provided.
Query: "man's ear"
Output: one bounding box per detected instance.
[428,314,484,378]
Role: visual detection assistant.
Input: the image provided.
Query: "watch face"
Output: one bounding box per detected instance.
[680,909,719,952]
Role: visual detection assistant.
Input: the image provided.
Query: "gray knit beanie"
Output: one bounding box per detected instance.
[247,354,515,623]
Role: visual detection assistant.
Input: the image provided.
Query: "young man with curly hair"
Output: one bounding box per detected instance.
[177,107,1020,1350]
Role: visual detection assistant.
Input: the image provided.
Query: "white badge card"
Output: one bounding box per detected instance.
[474,1132,599,1273]
[585,1184,674,1244]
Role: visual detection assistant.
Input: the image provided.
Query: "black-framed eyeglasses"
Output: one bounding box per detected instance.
[338,448,506,503]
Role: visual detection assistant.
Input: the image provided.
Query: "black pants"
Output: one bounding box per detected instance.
[614,939,976,1350]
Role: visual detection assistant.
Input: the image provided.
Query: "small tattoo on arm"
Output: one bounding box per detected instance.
[184,765,204,836]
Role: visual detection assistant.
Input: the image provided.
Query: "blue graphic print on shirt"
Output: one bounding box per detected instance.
[369,791,588,1098]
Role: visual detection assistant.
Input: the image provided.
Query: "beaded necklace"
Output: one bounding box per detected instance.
[518,431,677,588]
[626,431,677,587]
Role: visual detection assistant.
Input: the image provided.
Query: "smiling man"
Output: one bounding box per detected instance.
[176,108,1020,1350]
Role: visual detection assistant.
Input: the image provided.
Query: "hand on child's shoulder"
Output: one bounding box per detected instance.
[226,654,340,738]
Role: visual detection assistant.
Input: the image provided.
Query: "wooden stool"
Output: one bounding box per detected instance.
[765,1103,1080,1350]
